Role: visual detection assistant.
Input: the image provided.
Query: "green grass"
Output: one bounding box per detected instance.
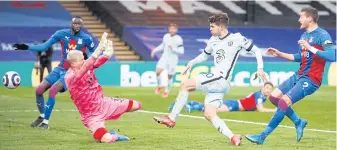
[0,86,335,150]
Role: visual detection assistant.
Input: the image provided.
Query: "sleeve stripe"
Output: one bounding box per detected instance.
[323,43,333,48]
[204,49,211,55]
[246,43,253,51]
[177,45,183,47]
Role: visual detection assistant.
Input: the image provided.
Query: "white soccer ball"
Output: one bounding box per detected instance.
[3,71,21,89]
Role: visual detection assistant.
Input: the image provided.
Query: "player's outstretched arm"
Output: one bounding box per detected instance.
[13,38,57,51]
[93,40,114,69]
[151,37,165,58]
[256,104,277,112]
[74,33,108,79]
[267,47,300,62]
[299,39,336,62]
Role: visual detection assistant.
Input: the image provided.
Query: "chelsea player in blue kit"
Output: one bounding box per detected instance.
[13,16,95,129]
[246,7,336,145]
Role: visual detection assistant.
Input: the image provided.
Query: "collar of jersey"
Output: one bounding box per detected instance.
[219,33,231,40]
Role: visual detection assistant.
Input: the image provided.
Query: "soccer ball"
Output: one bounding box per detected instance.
[2,71,21,89]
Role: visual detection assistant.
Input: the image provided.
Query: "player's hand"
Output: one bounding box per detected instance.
[182,62,193,75]
[151,50,156,58]
[298,40,311,50]
[256,68,267,82]
[266,47,280,56]
[13,44,28,50]
[103,40,114,58]
[97,32,108,51]
[92,32,108,58]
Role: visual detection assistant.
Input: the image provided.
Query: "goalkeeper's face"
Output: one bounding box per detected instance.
[68,51,85,69]
[71,18,83,34]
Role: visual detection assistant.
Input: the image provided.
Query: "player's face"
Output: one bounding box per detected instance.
[168,26,177,36]
[262,84,273,97]
[72,54,85,68]
[71,18,83,34]
[209,23,221,36]
[298,12,310,29]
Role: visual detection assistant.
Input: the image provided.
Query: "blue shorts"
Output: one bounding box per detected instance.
[278,74,319,104]
[44,66,68,92]
[223,99,239,111]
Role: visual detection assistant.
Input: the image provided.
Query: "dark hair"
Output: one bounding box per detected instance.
[264,81,273,87]
[301,7,319,22]
[208,13,229,27]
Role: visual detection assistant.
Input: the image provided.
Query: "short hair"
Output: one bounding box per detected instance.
[67,50,83,64]
[169,23,178,28]
[301,7,319,22]
[208,13,229,27]
[264,81,274,87]
[72,16,83,23]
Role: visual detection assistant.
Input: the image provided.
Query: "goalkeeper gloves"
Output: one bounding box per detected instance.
[103,40,114,58]
[92,32,108,58]
[13,44,29,50]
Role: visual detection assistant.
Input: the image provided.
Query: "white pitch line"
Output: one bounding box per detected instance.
[0,109,335,134]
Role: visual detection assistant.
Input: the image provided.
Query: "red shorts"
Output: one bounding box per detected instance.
[83,97,134,133]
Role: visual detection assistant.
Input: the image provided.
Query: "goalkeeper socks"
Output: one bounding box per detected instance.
[262,99,288,138]
[169,91,189,120]
[210,115,234,139]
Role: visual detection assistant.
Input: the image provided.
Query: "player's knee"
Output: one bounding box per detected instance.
[48,86,59,98]
[36,85,46,96]
[203,111,215,121]
[93,128,110,143]
[278,96,292,111]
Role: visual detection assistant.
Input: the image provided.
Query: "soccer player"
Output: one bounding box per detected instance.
[65,33,142,143]
[153,13,267,146]
[246,7,336,145]
[151,23,184,98]
[170,82,276,113]
[13,16,95,129]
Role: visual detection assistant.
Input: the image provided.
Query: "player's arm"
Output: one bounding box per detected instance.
[241,36,267,81]
[267,47,301,62]
[14,31,60,51]
[256,104,277,112]
[189,40,212,65]
[93,40,114,69]
[171,37,184,55]
[85,36,96,57]
[303,33,336,62]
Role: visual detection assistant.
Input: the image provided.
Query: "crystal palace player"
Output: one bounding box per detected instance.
[65,33,142,143]
[173,82,276,113]
[246,7,336,145]
[154,13,267,146]
[13,16,95,129]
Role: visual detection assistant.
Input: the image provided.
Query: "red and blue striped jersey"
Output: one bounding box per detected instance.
[296,27,333,85]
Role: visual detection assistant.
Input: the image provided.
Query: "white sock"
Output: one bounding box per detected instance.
[42,119,49,124]
[165,78,173,92]
[40,114,45,118]
[169,91,189,120]
[156,75,161,87]
[211,116,234,139]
